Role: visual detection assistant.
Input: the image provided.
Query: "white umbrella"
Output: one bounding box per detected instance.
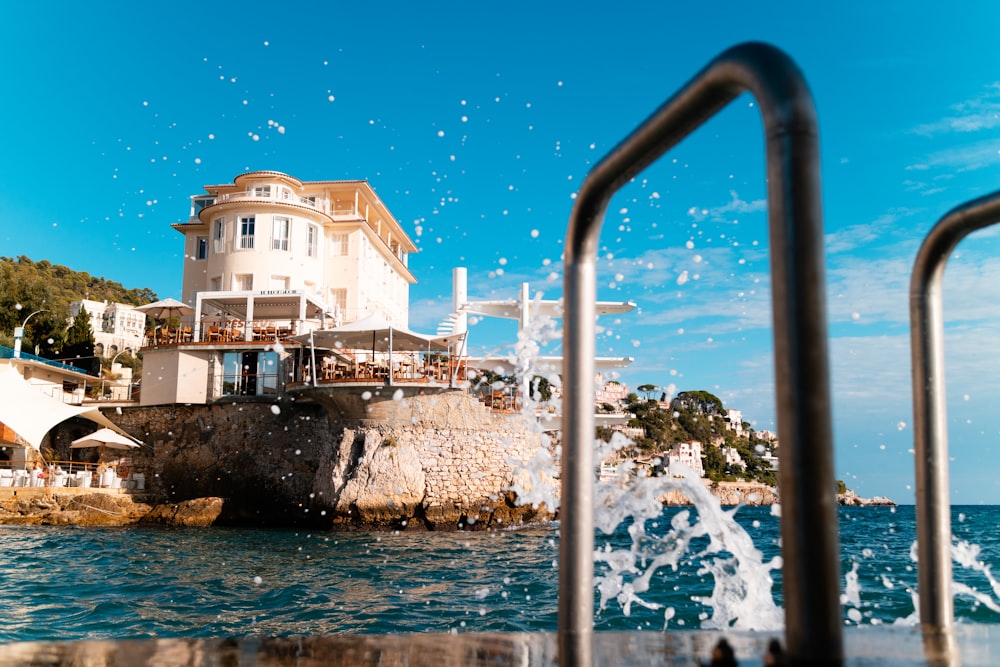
[70,428,142,450]
[135,297,195,320]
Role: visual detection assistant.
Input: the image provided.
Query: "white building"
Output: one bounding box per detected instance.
[724,408,745,436]
[175,171,415,328]
[140,171,421,407]
[595,376,628,407]
[665,440,704,477]
[721,446,745,469]
[69,300,147,357]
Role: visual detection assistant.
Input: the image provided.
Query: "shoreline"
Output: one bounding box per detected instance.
[0,483,895,529]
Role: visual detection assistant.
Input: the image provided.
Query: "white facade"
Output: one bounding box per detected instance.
[666,440,704,477]
[722,446,745,469]
[139,171,420,407]
[69,300,147,357]
[173,171,417,329]
[724,408,745,436]
[595,376,628,406]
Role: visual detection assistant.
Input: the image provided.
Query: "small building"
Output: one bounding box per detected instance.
[69,300,147,358]
[721,446,745,469]
[595,376,628,407]
[724,408,745,436]
[665,440,704,477]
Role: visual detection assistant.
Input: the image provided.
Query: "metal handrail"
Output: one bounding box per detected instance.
[910,190,1000,661]
[560,42,841,665]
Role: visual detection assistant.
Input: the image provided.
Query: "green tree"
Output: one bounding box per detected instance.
[63,305,95,360]
[672,390,725,416]
[702,443,727,481]
[637,383,659,401]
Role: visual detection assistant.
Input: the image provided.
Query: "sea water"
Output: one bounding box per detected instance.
[1,505,998,643]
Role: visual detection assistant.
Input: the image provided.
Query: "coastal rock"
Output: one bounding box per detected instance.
[140,497,224,527]
[661,481,780,507]
[0,493,151,527]
[837,490,896,506]
[329,431,427,526]
[82,396,549,530]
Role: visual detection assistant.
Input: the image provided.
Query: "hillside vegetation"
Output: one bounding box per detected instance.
[0,256,157,356]
[600,389,779,486]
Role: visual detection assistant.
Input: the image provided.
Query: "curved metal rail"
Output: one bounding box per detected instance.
[910,190,1000,661]
[560,42,842,665]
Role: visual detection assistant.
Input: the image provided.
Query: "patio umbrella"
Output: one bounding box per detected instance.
[136,298,195,343]
[70,427,142,454]
[135,298,195,320]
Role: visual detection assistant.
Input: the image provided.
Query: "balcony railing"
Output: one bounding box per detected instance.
[214,191,323,211]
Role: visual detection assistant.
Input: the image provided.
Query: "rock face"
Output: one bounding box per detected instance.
[0,492,150,526]
[140,497,224,527]
[660,480,780,507]
[48,389,555,530]
[837,490,896,506]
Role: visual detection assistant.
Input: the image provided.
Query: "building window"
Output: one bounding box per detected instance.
[213,218,225,253]
[238,216,255,249]
[234,274,254,291]
[195,236,208,260]
[221,351,279,397]
[329,288,347,319]
[272,217,290,251]
[306,224,318,257]
[193,196,215,215]
[252,185,271,198]
[209,276,222,291]
[330,233,348,256]
[270,275,290,290]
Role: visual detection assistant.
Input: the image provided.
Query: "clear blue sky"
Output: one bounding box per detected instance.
[2,2,1000,503]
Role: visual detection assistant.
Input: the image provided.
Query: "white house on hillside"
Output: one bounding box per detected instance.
[69,300,147,357]
[665,440,704,477]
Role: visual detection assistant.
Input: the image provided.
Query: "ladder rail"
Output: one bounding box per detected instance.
[560,41,842,666]
[910,190,1000,659]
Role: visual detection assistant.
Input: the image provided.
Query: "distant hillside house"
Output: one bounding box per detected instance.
[69,300,147,358]
[141,170,419,407]
[595,375,628,406]
[724,408,744,436]
[721,446,745,469]
[665,440,704,477]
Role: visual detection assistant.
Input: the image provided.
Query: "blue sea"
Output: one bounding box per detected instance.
[0,505,998,643]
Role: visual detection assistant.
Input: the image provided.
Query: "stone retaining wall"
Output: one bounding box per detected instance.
[48,389,554,529]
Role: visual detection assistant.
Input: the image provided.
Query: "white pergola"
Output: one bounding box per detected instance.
[192,290,330,342]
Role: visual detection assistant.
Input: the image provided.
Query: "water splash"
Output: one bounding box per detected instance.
[504,310,784,630]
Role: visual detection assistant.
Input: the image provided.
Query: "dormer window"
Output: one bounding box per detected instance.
[193,196,215,215]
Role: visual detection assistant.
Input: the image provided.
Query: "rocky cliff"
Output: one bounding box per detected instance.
[49,389,554,530]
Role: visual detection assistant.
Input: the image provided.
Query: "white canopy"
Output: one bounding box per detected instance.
[291,313,454,352]
[70,427,142,449]
[0,364,132,450]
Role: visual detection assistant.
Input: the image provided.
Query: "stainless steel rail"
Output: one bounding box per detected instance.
[560,42,842,666]
[910,190,1000,661]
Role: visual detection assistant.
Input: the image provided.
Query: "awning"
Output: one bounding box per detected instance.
[290,313,452,352]
[0,364,132,450]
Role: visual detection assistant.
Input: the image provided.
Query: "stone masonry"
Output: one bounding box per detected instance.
[49,388,555,529]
